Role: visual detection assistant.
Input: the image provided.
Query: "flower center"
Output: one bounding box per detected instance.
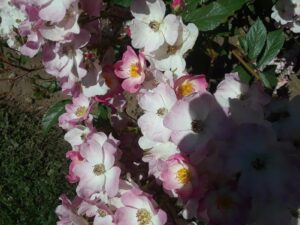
[62,45,75,57]
[130,64,140,78]
[157,107,168,116]
[136,208,151,225]
[176,167,191,184]
[216,195,234,210]
[178,81,194,97]
[45,21,53,27]
[191,120,205,133]
[75,106,88,118]
[167,45,178,55]
[149,21,160,32]
[93,164,106,176]
[97,209,107,217]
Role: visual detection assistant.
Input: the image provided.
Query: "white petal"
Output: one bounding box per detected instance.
[161,14,180,45]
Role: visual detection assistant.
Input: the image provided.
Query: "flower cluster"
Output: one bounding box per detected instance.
[1,0,300,225]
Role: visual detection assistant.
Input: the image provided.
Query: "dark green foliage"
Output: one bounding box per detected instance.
[244,19,267,60]
[0,103,73,225]
[42,99,70,135]
[111,0,131,7]
[257,30,285,68]
[183,0,248,31]
[238,18,285,88]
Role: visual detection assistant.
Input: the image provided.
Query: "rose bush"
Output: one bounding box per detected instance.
[1,0,300,224]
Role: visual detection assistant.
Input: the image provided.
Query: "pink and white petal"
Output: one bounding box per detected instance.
[105,166,121,197]
[172,130,209,153]
[90,132,107,146]
[170,55,186,76]
[123,46,139,66]
[116,207,139,225]
[77,175,105,197]
[64,128,84,147]
[77,201,98,217]
[161,14,180,46]
[138,113,171,142]
[81,143,103,165]
[147,0,166,22]
[102,141,118,155]
[39,0,66,23]
[155,83,177,109]
[171,130,196,148]
[20,41,41,58]
[180,23,199,55]
[121,191,145,209]
[192,75,209,92]
[114,61,130,79]
[130,20,164,52]
[121,77,143,93]
[73,162,94,178]
[74,94,90,108]
[164,100,192,131]
[138,92,165,112]
[151,209,168,225]
[143,31,165,53]
[103,151,115,169]
[130,20,151,50]
[138,136,158,150]
[94,214,114,225]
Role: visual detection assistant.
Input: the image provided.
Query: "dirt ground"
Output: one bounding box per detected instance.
[0,46,68,114]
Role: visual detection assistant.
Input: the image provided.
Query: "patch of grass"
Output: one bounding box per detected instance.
[0,102,74,225]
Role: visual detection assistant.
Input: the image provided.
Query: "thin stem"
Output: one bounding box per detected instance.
[0,67,43,82]
[3,45,21,53]
[232,48,260,80]
[0,56,33,72]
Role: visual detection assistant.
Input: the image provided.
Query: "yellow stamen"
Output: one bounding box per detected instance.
[97,209,107,217]
[157,107,168,116]
[191,119,205,133]
[130,64,140,78]
[136,208,151,225]
[178,81,194,97]
[93,164,106,176]
[75,106,87,118]
[176,167,191,184]
[149,21,160,32]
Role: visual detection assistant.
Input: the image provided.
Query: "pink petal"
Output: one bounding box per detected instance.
[105,166,121,197]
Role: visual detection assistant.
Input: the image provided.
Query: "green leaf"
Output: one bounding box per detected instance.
[259,68,277,89]
[239,36,248,54]
[95,104,111,121]
[18,55,29,66]
[245,19,267,60]
[184,0,200,14]
[183,0,248,31]
[111,0,131,7]
[257,30,285,68]
[233,65,252,84]
[41,99,70,135]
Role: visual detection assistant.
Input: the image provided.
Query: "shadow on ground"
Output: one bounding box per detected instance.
[0,101,73,225]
